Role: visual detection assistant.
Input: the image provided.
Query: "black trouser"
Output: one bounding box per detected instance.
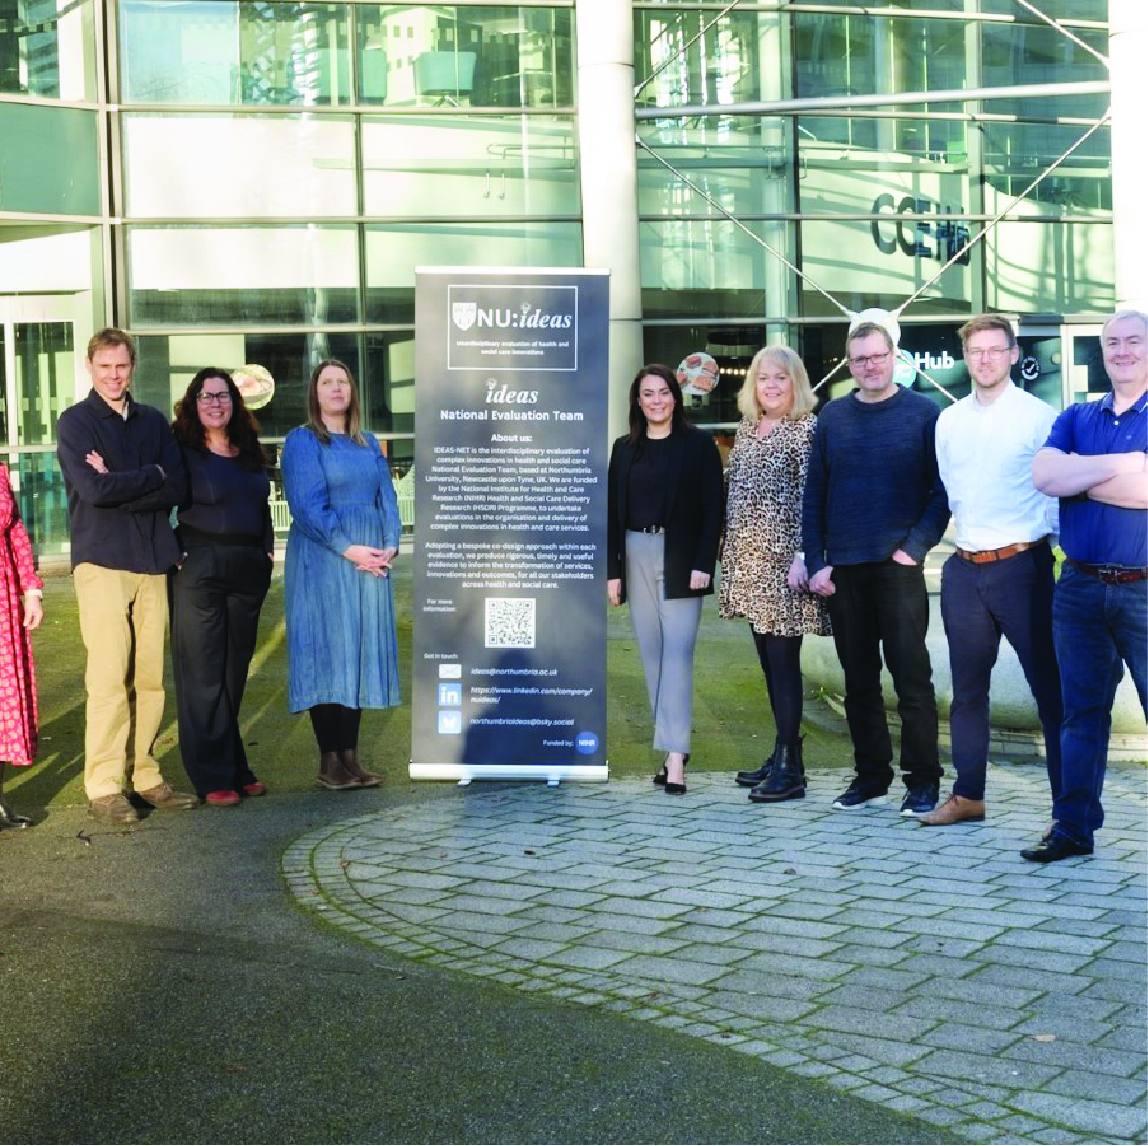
[751,629,804,744]
[308,704,362,753]
[169,543,271,796]
[826,559,940,788]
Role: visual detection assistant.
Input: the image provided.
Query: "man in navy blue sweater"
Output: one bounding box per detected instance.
[803,321,950,814]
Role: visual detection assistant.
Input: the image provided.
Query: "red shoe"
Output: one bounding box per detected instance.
[241,782,268,798]
[204,790,241,807]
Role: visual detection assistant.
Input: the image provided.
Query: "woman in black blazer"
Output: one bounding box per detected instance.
[607,364,723,793]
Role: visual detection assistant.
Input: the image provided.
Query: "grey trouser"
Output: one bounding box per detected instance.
[625,530,703,754]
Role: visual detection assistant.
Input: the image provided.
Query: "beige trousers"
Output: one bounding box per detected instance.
[73,563,168,799]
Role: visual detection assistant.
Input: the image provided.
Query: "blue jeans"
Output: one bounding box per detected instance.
[1051,566,1148,847]
[827,560,940,788]
[940,544,1063,802]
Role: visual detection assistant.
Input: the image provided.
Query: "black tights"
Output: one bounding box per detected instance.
[309,704,361,753]
[751,630,804,744]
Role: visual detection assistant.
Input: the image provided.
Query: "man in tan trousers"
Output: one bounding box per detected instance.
[56,328,196,822]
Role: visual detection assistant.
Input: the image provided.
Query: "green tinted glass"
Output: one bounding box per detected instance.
[356,6,574,108]
[119,1,351,105]
[0,104,99,215]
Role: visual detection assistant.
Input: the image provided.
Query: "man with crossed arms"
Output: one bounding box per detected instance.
[921,315,1063,827]
[1022,309,1148,863]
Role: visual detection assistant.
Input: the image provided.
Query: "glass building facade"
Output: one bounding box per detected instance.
[0,1,1115,555]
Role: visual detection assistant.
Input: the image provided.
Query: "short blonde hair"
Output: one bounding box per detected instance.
[737,346,816,421]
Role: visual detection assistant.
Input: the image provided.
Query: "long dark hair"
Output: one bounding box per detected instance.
[172,368,267,472]
[627,363,688,442]
[307,358,366,446]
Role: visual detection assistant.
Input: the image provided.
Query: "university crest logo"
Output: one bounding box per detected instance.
[452,301,477,332]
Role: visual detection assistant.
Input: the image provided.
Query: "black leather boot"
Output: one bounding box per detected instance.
[748,739,806,803]
[735,739,780,787]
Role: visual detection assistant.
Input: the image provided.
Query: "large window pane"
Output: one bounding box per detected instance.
[0,104,99,215]
[365,221,581,323]
[122,114,357,217]
[362,115,578,217]
[640,219,797,321]
[0,227,98,295]
[985,221,1113,314]
[799,217,974,319]
[982,121,1111,212]
[793,14,966,100]
[127,226,359,326]
[119,1,351,106]
[638,120,795,218]
[356,6,573,108]
[982,21,1108,120]
[635,9,786,110]
[0,0,95,99]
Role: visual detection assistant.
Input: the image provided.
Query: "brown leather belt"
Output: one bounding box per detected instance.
[1066,558,1148,585]
[956,538,1044,565]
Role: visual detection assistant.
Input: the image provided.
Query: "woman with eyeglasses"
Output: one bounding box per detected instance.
[282,359,401,791]
[607,364,723,794]
[169,368,274,806]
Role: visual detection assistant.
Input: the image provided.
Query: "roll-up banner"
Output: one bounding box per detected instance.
[410,268,610,784]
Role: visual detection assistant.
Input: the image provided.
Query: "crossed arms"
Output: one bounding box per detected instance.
[1032,447,1148,510]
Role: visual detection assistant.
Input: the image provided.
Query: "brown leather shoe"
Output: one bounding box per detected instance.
[136,783,197,811]
[919,792,985,826]
[316,750,360,791]
[88,793,140,823]
[341,748,381,788]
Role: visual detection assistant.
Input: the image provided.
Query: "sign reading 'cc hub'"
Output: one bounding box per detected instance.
[871,192,971,265]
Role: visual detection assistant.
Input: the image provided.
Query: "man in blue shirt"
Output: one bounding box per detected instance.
[57,328,195,824]
[1025,309,1148,862]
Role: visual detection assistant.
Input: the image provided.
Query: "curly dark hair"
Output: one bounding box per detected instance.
[627,363,689,442]
[172,368,267,472]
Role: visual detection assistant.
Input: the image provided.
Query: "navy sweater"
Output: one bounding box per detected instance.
[802,387,950,576]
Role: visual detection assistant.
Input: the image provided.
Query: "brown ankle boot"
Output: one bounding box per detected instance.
[316,750,360,791]
[341,748,381,788]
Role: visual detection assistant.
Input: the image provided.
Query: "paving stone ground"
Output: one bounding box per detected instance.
[285,761,1148,1146]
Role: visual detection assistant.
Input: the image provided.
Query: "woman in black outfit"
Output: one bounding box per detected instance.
[607,364,723,793]
[169,368,274,806]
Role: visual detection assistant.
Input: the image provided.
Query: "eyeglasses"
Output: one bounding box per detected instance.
[848,352,891,369]
[197,390,232,406]
[966,347,1011,360]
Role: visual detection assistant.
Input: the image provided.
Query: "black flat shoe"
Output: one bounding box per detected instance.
[664,779,687,795]
[1021,833,1093,863]
[0,795,32,829]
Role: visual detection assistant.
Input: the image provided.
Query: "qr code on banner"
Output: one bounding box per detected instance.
[484,597,536,649]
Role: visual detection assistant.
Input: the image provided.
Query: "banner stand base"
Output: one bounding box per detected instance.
[409,763,609,787]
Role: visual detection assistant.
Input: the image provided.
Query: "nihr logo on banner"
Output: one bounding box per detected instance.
[447,284,578,372]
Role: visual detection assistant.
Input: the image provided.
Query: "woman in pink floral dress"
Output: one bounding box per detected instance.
[0,463,43,829]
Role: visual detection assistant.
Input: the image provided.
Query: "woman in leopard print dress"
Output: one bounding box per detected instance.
[719,346,830,802]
